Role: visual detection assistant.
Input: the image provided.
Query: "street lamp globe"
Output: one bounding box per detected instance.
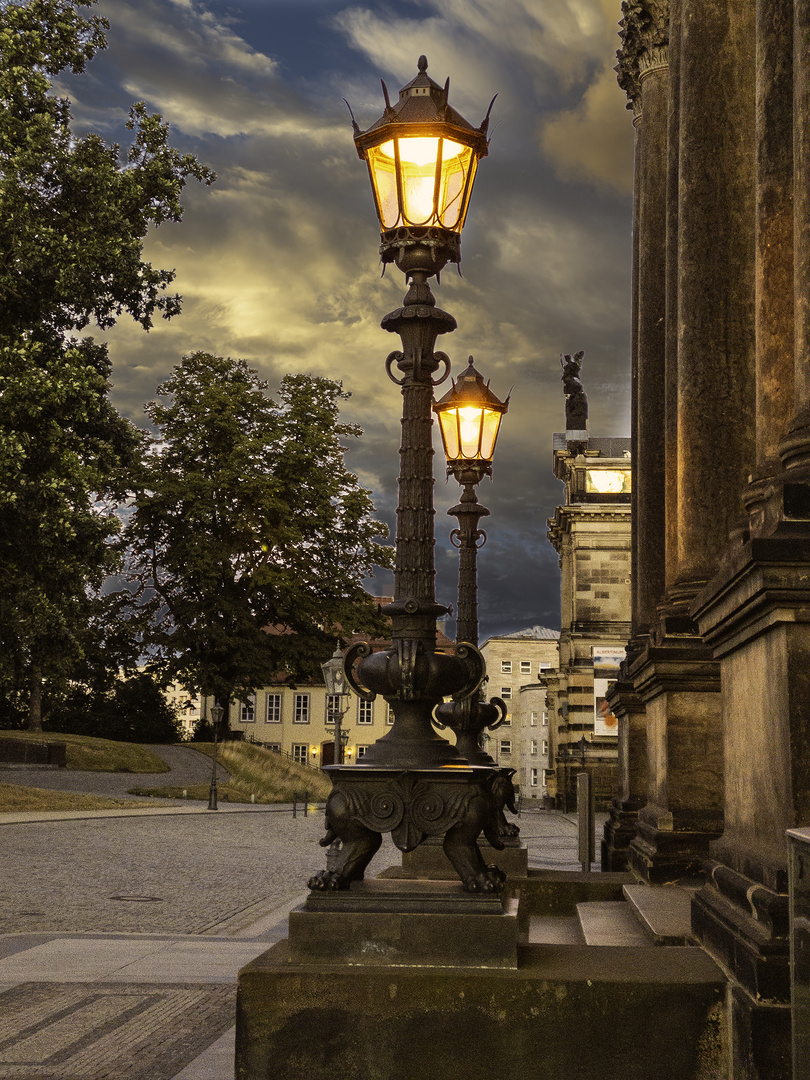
[351,55,494,273]
[434,355,509,478]
[320,645,346,696]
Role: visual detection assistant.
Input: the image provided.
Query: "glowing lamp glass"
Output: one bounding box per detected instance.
[437,404,502,463]
[366,135,477,231]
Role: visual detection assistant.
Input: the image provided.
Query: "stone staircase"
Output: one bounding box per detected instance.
[529,881,698,947]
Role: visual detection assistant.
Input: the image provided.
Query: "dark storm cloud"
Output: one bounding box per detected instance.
[64,0,633,638]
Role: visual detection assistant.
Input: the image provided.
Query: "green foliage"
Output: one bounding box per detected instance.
[125,353,394,705]
[0,0,213,727]
[48,673,183,744]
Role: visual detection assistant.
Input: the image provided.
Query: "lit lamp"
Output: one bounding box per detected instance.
[351,55,494,273]
[433,356,509,646]
[207,702,224,811]
[433,357,510,767]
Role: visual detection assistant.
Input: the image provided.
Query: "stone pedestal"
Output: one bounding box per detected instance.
[236,938,726,1080]
[689,533,810,1025]
[290,879,520,969]
[626,636,723,883]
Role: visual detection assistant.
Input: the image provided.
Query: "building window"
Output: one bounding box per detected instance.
[291,743,308,764]
[501,660,512,673]
[357,745,370,759]
[358,698,374,725]
[500,687,512,700]
[530,768,539,787]
[530,740,538,755]
[500,739,512,755]
[240,695,256,723]
[386,703,394,725]
[325,694,342,724]
[266,743,281,753]
[520,661,531,675]
[266,694,281,724]
[542,740,549,756]
[542,711,549,726]
[530,711,537,727]
[293,694,310,724]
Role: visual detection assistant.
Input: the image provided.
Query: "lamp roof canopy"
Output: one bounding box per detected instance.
[435,356,510,413]
[353,55,494,158]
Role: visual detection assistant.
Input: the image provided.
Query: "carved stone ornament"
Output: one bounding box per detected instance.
[615,0,670,109]
[308,767,508,894]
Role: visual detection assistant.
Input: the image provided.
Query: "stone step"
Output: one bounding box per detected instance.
[623,884,697,945]
[576,901,653,946]
[527,915,585,945]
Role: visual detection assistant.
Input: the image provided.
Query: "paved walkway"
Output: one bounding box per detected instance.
[0,779,597,1078]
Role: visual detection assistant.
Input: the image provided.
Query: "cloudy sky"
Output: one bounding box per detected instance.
[64,0,634,640]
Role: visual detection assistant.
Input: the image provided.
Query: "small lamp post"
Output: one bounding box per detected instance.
[433,356,510,766]
[207,702,224,811]
[434,355,509,648]
[321,646,350,765]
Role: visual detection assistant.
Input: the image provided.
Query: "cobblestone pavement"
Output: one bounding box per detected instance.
[1,745,230,802]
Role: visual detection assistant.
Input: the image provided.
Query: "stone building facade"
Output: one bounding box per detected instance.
[479,628,559,803]
[609,0,810,1071]
[546,434,631,811]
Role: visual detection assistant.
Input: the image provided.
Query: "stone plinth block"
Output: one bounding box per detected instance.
[236,941,726,1080]
[289,880,518,969]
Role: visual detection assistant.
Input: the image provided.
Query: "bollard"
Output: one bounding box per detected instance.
[293,796,297,818]
[304,791,309,817]
[577,771,594,872]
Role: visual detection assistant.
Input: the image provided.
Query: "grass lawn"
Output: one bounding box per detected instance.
[0,783,171,812]
[133,741,332,804]
[0,730,171,773]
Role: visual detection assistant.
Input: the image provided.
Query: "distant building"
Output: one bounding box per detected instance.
[479,627,559,802]
[546,433,631,810]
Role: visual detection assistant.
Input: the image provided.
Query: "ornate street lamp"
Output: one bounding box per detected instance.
[207,702,224,811]
[434,355,509,650]
[433,357,515,830]
[308,58,506,895]
[321,646,350,765]
[350,55,495,274]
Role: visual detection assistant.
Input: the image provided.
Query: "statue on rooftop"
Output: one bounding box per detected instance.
[561,350,588,430]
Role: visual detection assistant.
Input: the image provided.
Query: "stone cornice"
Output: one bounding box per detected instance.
[615,0,670,109]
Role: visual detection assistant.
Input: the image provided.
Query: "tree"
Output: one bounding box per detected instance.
[0,0,214,728]
[125,353,393,709]
[49,673,183,744]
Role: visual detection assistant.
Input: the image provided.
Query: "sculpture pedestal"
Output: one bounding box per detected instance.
[290,878,520,969]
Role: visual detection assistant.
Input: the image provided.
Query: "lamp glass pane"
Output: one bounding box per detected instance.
[394,136,441,225]
[437,142,475,230]
[479,409,502,460]
[438,408,460,460]
[458,406,484,458]
[367,145,399,228]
